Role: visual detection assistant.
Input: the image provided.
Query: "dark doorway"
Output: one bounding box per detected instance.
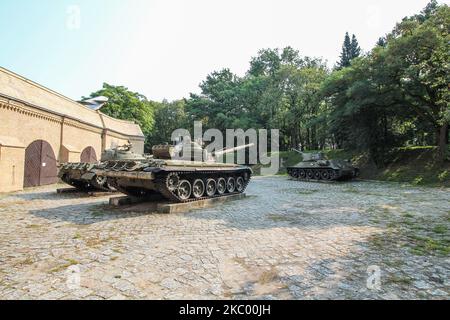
[80,146,97,163]
[24,140,58,188]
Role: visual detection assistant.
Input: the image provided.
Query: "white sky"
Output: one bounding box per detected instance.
[2,0,446,101]
[114,0,438,101]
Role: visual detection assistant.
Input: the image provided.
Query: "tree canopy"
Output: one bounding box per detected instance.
[83,83,155,139]
[85,1,449,161]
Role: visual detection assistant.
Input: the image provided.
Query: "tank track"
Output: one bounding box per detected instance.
[111,170,251,203]
[287,167,344,182]
[60,172,113,192]
[156,170,251,203]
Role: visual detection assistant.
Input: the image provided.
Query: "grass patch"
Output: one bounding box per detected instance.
[255,146,450,187]
[73,233,82,239]
[385,274,413,285]
[89,204,110,217]
[343,187,360,194]
[432,225,447,234]
[25,224,42,229]
[295,189,319,195]
[232,257,252,271]
[266,213,298,223]
[258,267,279,284]
[85,234,119,248]
[50,259,79,273]
[15,257,34,267]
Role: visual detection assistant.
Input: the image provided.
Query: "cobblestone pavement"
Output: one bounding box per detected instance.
[0,177,448,300]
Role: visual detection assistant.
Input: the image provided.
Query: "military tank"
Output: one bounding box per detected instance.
[287,149,359,181]
[58,143,147,191]
[92,141,253,202]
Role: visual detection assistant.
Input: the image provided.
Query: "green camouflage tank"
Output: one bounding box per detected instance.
[58,143,147,191]
[91,141,253,202]
[287,150,359,181]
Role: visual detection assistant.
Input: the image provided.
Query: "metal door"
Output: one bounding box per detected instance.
[24,140,58,187]
[80,146,97,163]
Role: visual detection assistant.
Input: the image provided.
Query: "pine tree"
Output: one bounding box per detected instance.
[337,33,361,69]
[337,32,352,69]
[376,37,387,48]
[350,34,361,58]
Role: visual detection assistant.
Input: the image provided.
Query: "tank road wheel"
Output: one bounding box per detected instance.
[236,176,245,193]
[217,178,227,195]
[298,170,306,179]
[291,170,299,179]
[314,170,321,180]
[192,179,205,199]
[320,170,331,181]
[327,170,334,180]
[306,169,314,179]
[91,175,109,190]
[166,173,180,191]
[226,177,236,193]
[205,179,217,197]
[177,180,192,200]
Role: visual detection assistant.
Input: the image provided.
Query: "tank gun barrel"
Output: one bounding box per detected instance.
[213,143,254,156]
[291,148,303,155]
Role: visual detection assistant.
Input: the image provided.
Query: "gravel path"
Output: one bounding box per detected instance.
[0,177,448,299]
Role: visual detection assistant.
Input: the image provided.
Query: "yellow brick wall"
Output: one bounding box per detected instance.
[62,123,102,161]
[0,100,144,192]
[0,146,25,193]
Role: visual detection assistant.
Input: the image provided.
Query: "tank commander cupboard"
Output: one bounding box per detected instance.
[0,67,145,193]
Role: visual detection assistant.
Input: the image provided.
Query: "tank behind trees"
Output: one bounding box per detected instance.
[287,149,359,181]
[92,141,253,202]
[58,143,146,191]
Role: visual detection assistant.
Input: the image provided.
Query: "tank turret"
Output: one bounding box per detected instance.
[91,142,254,202]
[287,149,359,181]
[58,142,147,191]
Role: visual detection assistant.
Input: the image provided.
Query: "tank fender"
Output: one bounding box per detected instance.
[143,167,163,173]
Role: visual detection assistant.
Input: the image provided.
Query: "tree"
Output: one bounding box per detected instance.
[147,100,188,148]
[386,2,449,159]
[351,34,361,58]
[323,1,449,161]
[337,32,361,69]
[84,83,155,137]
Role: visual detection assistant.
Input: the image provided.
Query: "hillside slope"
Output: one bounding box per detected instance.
[254,147,450,187]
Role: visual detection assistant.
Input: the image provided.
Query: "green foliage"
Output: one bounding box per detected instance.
[336,32,361,69]
[322,2,449,162]
[82,1,448,168]
[84,83,155,137]
[146,99,189,149]
[187,47,329,150]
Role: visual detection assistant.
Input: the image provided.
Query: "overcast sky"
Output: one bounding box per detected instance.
[0,0,445,101]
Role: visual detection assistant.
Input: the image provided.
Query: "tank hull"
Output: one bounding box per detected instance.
[94,166,252,203]
[58,164,112,191]
[287,166,359,181]
[58,143,146,192]
[287,158,359,182]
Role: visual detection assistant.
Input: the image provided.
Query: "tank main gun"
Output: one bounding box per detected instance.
[212,143,255,158]
[153,142,255,162]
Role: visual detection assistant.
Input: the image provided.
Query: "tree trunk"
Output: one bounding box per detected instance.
[437,123,449,161]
